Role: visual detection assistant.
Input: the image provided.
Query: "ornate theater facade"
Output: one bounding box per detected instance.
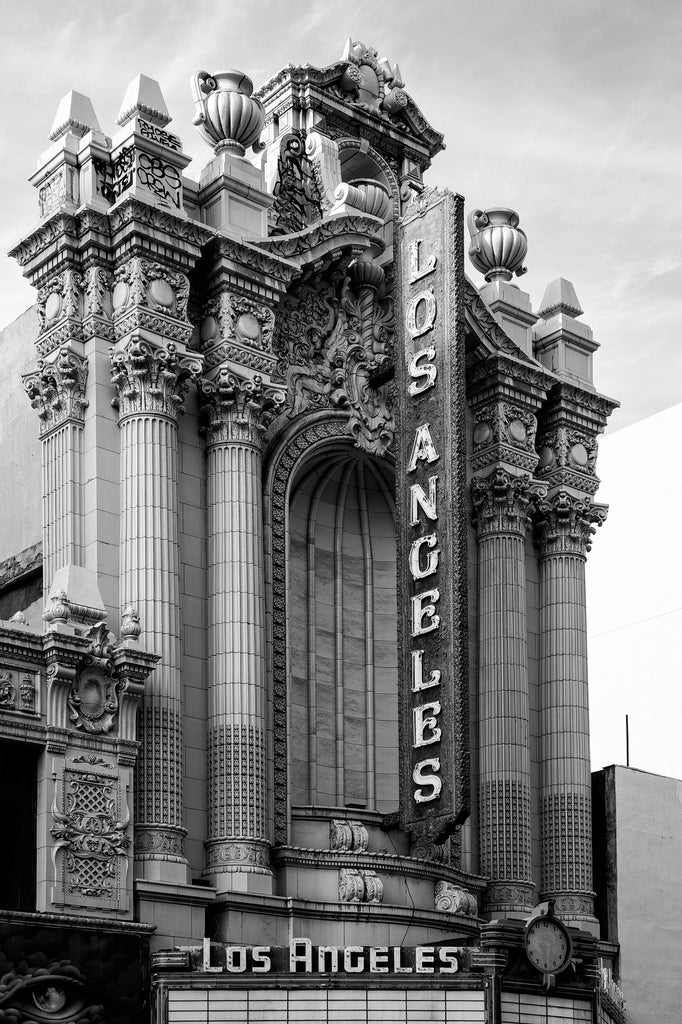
[0,39,625,1024]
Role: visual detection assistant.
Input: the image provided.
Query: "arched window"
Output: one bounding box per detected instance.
[287,448,398,813]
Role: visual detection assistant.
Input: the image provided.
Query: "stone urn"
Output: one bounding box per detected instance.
[467,207,527,282]
[191,70,265,157]
[333,178,392,221]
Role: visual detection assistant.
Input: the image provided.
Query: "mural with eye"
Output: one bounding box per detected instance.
[0,962,98,1023]
[0,923,146,1024]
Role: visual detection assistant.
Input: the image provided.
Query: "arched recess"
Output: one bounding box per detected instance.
[264,413,398,845]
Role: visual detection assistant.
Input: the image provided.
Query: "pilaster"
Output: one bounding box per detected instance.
[468,354,550,916]
[23,347,89,591]
[110,337,202,883]
[534,491,607,931]
[199,369,284,892]
[471,469,544,915]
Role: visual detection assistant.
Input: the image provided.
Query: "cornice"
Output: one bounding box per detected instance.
[252,213,385,267]
[272,844,486,894]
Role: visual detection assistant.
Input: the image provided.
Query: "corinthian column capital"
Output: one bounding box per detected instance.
[472,468,546,537]
[534,491,608,558]
[23,346,89,436]
[110,339,202,420]
[198,368,285,446]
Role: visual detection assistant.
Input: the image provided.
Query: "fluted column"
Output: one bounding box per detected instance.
[24,346,88,589]
[472,469,541,915]
[535,491,606,927]
[199,369,282,892]
[110,338,201,882]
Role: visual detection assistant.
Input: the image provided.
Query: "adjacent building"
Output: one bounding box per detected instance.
[0,39,626,1024]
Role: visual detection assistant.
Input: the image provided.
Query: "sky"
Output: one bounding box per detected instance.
[587,405,682,779]
[2,0,681,432]
[1,1,680,773]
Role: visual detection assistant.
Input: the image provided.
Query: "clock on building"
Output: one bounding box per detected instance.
[525,914,572,976]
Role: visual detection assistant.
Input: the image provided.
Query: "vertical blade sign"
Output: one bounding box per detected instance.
[397,188,469,847]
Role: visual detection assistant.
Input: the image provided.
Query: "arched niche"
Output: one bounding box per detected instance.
[264,415,398,845]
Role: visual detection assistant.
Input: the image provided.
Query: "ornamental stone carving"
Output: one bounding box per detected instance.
[338,868,384,904]
[110,339,202,419]
[434,880,478,917]
[471,400,538,474]
[330,819,369,853]
[35,269,84,355]
[471,469,546,536]
[534,491,608,557]
[112,258,190,343]
[334,39,407,120]
[201,291,277,377]
[536,425,600,494]
[191,70,265,156]
[51,770,129,904]
[273,260,395,456]
[23,346,89,435]
[467,208,528,282]
[198,369,285,446]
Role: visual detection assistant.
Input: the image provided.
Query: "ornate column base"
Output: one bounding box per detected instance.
[483,880,535,917]
[134,825,188,884]
[540,889,599,933]
[204,838,272,894]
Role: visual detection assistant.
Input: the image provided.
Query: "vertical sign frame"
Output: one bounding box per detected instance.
[396,187,469,846]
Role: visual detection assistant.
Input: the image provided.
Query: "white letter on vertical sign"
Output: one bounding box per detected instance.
[410,476,438,525]
[413,758,442,802]
[411,650,441,692]
[406,289,437,339]
[408,346,437,396]
[408,239,438,283]
[407,424,439,472]
[409,534,439,580]
[411,589,440,636]
[413,701,442,747]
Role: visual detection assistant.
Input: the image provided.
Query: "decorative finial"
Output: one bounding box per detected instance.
[190,70,265,157]
[116,74,171,128]
[467,207,528,283]
[43,588,69,628]
[537,278,583,319]
[49,91,101,142]
[120,604,142,643]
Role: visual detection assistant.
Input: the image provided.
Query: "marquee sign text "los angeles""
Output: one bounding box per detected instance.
[398,189,469,842]
[202,939,462,975]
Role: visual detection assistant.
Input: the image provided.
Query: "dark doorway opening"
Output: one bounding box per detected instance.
[0,739,38,911]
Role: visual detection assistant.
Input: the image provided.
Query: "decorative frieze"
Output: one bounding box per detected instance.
[35,268,84,355]
[201,291,276,376]
[112,258,191,345]
[0,668,38,713]
[471,400,538,474]
[536,425,600,494]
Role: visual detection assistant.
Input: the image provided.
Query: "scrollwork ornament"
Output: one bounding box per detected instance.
[51,773,129,901]
[434,880,478,916]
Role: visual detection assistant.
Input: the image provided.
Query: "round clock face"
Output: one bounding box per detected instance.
[525,918,571,975]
